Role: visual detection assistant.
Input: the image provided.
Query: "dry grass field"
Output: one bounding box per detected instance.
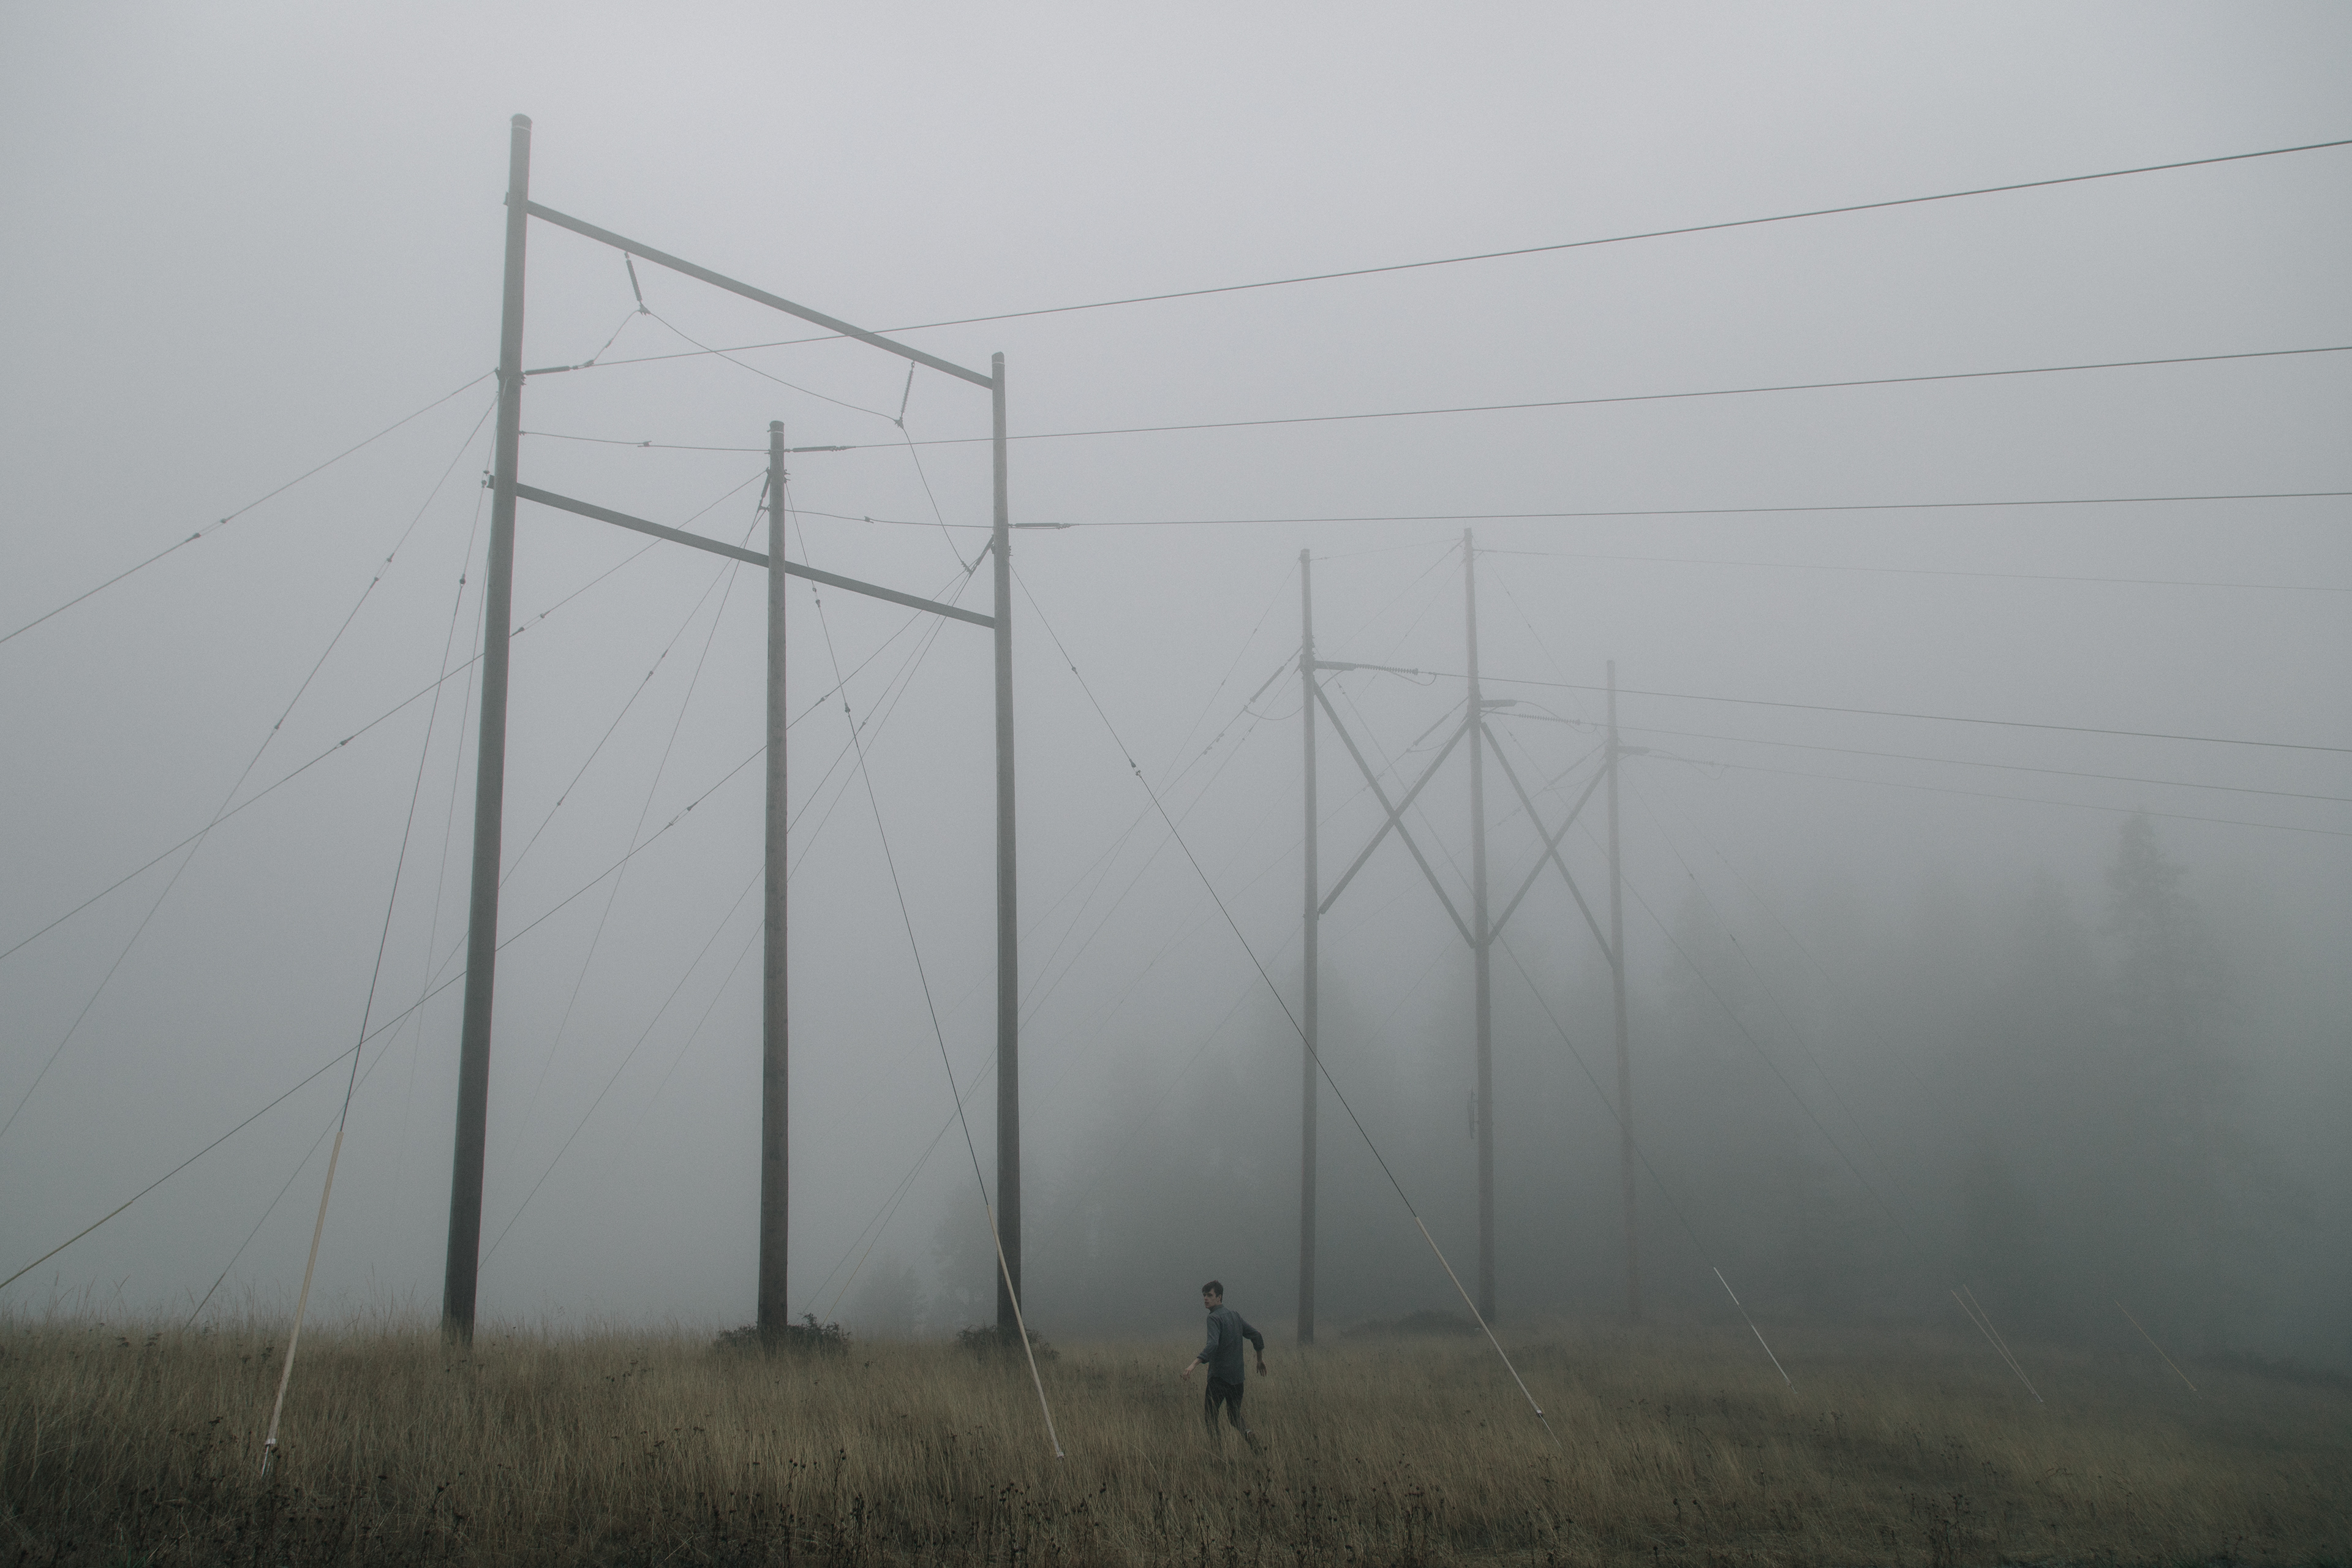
[2,1312,2345,1566]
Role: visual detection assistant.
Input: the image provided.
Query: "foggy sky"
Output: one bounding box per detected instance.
[1,4,2345,1359]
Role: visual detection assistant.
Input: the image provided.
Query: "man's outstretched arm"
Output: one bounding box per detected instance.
[1180,1317,1223,1378]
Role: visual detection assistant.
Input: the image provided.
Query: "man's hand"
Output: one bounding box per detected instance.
[1256,1357,1270,1378]
[1180,1358,1197,1380]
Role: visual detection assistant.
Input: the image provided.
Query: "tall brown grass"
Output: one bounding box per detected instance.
[2,1311,2343,1565]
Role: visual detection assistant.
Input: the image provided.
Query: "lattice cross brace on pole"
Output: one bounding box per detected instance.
[1483,726,1613,961]
[1311,684,1474,946]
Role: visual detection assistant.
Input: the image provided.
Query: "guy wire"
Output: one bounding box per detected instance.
[1013,568,1557,1444]
[263,535,464,1474]
[796,500,1064,1460]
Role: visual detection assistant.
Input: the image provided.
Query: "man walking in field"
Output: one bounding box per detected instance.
[1180,1280,1267,1449]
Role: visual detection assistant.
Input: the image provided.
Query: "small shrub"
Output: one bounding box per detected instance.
[713,1313,849,1356]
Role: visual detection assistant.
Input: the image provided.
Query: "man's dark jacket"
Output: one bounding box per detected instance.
[1196,1305,1265,1384]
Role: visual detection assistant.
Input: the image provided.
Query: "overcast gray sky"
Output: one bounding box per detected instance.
[2,2,2345,1336]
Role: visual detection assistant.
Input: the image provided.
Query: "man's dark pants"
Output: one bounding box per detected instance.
[1202,1376,1256,1446]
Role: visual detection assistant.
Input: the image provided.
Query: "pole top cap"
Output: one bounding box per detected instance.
[769,420,784,432]
[511,113,533,129]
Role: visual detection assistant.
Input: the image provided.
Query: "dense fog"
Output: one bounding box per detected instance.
[1,6,2345,1378]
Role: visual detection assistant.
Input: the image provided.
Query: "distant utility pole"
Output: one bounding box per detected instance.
[1463,530,1496,1324]
[1298,532,1629,1332]
[758,421,788,1336]
[1297,548,1319,1346]
[991,352,1022,1337]
[442,118,1017,1343]
[1607,662,1638,1320]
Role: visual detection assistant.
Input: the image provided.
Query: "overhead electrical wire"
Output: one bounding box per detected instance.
[568,545,984,1141]
[0,399,497,1148]
[769,487,2351,539]
[544,135,2352,360]
[187,1110,337,1328]
[396,478,492,1148]
[1600,722,2351,807]
[1,372,495,649]
[480,864,766,1268]
[980,489,2352,530]
[505,500,764,1152]
[639,305,899,422]
[1483,546,2352,595]
[1444,671,2348,756]
[0,493,931,973]
[633,915,766,1129]
[812,345,2352,451]
[498,472,772,889]
[521,342,2352,457]
[0,723,780,1293]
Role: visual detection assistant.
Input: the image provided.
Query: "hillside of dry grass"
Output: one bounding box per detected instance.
[1,1314,2344,1566]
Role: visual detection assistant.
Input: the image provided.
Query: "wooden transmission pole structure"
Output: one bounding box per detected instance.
[1294,532,1635,1333]
[444,115,1022,1341]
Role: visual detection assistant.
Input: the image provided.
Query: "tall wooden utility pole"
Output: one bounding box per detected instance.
[991,353,1023,1335]
[757,421,790,1338]
[1607,662,1638,1318]
[443,113,532,1341]
[1296,549,1320,1346]
[1463,530,1496,1323]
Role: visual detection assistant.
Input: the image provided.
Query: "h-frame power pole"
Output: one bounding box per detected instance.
[1295,532,1634,1332]
[444,115,1022,1342]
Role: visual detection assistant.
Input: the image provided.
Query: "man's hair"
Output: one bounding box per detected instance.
[1201,1280,1223,1298]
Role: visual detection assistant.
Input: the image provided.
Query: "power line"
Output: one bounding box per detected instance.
[0,402,497,1146]
[0,492,911,972]
[638,306,899,422]
[523,342,2352,458]
[1453,673,2350,756]
[552,135,2352,360]
[0,723,780,1292]
[1597,721,2352,805]
[1482,547,2351,595]
[1,375,495,648]
[998,489,2352,530]
[505,506,762,1150]
[810,345,2352,450]
[501,481,771,891]
[480,865,764,1268]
